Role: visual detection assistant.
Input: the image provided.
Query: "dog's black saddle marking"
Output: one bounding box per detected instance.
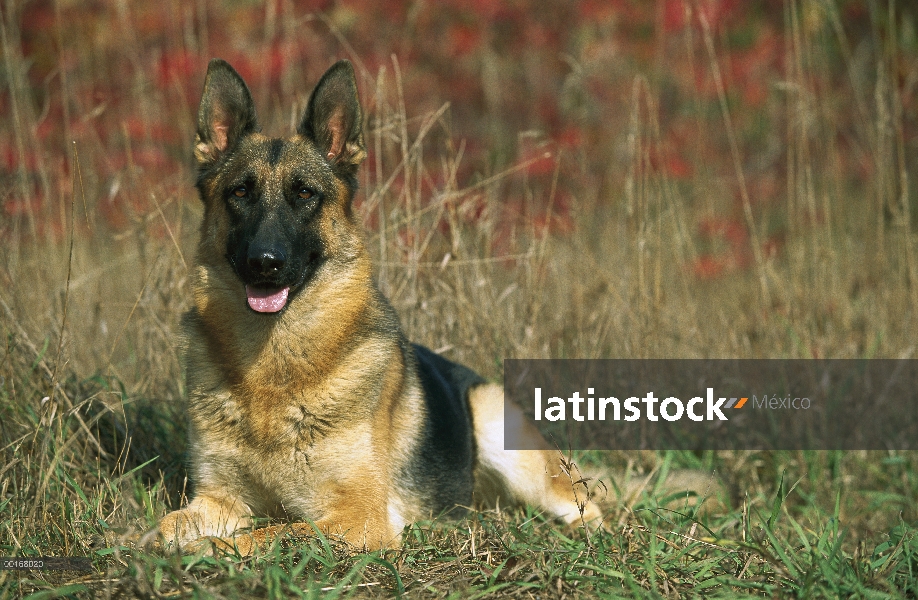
[409,344,484,514]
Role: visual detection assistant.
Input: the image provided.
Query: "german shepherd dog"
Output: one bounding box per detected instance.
[156,59,601,553]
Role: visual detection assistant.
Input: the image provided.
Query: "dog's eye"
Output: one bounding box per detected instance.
[297,188,313,201]
[233,186,248,198]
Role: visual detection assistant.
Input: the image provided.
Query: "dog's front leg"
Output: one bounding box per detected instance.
[310,510,394,550]
[217,484,397,554]
[308,467,399,550]
[157,493,253,551]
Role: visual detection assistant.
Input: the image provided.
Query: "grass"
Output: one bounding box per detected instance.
[2,0,918,597]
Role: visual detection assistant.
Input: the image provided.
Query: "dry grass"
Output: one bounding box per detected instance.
[1,1,918,597]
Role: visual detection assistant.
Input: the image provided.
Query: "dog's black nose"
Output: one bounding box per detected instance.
[247,250,286,277]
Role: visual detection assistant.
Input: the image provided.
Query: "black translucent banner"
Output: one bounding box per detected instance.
[503,360,918,450]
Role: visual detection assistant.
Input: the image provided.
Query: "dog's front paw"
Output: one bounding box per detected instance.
[153,495,254,552]
[156,508,203,550]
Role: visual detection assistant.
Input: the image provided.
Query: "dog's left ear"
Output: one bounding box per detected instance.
[299,60,366,170]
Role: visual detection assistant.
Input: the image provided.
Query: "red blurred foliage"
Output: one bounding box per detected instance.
[730,26,782,107]
[694,217,749,278]
[4,196,44,217]
[692,254,729,280]
[157,50,199,90]
[649,147,693,180]
[532,207,574,236]
[1,144,39,172]
[122,117,179,143]
[694,215,787,280]
[519,146,556,178]
[3,0,901,280]
[698,217,748,246]
[447,25,482,57]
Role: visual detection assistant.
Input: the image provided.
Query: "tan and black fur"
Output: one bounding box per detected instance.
[157,59,601,553]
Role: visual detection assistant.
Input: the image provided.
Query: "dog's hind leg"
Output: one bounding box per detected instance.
[468,383,602,525]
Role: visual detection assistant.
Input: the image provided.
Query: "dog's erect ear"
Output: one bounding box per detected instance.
[299,60,366,170]
[195,59,259,165]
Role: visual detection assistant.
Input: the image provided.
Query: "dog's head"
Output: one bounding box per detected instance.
[193,59,366,314]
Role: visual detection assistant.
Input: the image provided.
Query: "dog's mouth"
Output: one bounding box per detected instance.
[245,285,290,313]
[233,249,323,314]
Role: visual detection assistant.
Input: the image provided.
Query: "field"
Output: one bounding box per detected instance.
[1,0,918,597]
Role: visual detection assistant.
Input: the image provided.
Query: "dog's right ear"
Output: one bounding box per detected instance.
[195,59,259,165]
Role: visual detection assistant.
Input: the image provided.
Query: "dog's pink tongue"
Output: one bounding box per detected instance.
[246,286,289,313]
